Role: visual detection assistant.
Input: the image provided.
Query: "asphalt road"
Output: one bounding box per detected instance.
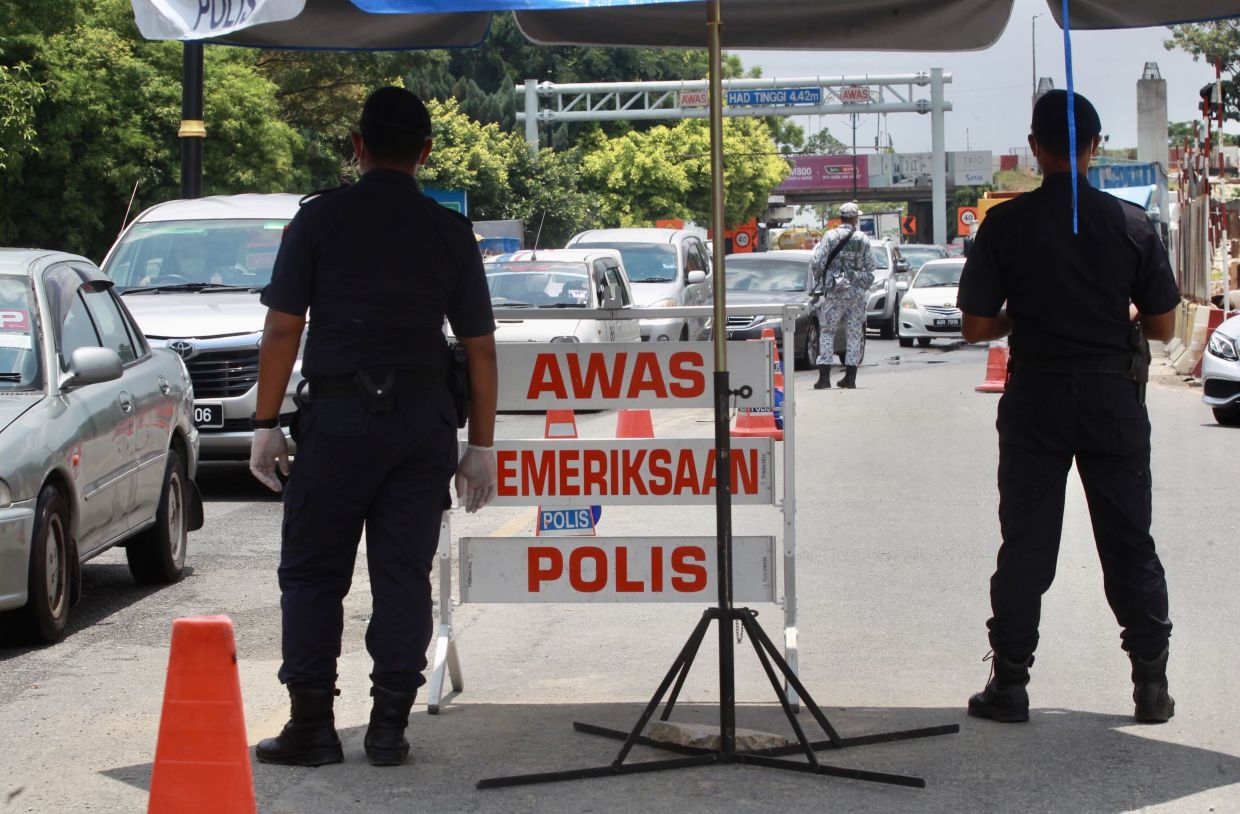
[2,337,1237,813]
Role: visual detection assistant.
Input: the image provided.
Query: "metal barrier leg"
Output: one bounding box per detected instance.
[428,511,460,715]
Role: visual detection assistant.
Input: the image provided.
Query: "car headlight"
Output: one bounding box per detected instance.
[900,297,918,310]
[1207,331,1239,361]
[868,280,886,293]
[646,298,678,309]
[0,479,11,509]
[550,335,580,343]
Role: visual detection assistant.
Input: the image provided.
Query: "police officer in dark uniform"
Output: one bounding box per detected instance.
[248,87,498,767]
[958,90,1179,725]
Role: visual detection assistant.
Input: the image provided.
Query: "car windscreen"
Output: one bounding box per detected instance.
[870,246,890,269]
[724,258,806,292]
[0,274,41,390]
[901,247,945,271]
[573,243,677,283]
[103,218,289,290]
[486,263,591,307]
[913,263,965,288]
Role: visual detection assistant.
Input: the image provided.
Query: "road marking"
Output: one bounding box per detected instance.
[491,512,531,537]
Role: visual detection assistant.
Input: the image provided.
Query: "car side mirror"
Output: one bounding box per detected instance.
[896,260,910,273]
[895,281,909,292]
[63,347,123,389]
[686,270,707,284]
[599,278,624,309]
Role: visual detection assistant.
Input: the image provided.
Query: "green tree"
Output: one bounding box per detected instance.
[1165,20,1240,122]
[0,62,41,171]
[418,97,523,220]
[801,127,848,155]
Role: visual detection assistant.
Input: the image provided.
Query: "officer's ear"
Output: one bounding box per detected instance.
[418,138,433,167]
[351,130,366,162]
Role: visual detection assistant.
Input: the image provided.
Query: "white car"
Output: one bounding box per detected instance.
[896,258,966,347]
[0,250,203,644]
[484,249,641,344]
[101,194,304,460]
[1202,313,1240,426]
[565,228,712,342]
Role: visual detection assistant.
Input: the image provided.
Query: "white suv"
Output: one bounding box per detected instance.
[100,194,304,460]
[566,228,712,342]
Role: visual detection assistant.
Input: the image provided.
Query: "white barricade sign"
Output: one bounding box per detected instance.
[493,438,775,506]
[460,536,777,603]
[497,341,773,411]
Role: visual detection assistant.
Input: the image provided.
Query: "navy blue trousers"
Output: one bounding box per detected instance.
[277,387,457,693]
[988,372,1172,660]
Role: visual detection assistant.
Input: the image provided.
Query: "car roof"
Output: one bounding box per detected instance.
[570,228,688,245]
[901,243,946,250]
[726,250,812,259]
[129,193,304,223]
[917,258,966,270]
[0,248,95,277]
[500,249,622,264]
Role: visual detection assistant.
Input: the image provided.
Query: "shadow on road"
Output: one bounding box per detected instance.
[99,702,1240,813]
[194,462,285,503]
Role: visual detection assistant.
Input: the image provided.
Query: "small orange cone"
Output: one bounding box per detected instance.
[616,409,654,438]
[148,616,256,814]
[544,409,578,439]
[975,340,1010,393]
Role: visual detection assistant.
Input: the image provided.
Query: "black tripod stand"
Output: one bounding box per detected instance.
[477,371,959,791]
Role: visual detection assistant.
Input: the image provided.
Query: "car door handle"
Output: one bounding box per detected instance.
[158,376,171,396]
[118,392,134,414]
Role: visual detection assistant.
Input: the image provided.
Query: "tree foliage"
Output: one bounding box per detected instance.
[1165,20,1240,123]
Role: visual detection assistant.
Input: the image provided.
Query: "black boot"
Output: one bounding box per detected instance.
[837,365,858,389]
[813,364,832,389]
[256,685,344,766]
[968,652,1033,723]
[1130,648,1175,724]
[364,685,417,766]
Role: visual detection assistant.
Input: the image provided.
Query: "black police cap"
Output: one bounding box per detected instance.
[360,86,432,141]
[1030,89,1101,139]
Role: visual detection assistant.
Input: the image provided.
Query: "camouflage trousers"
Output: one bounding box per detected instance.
[816,292,866,367]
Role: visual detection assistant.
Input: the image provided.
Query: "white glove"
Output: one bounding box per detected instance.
[249,427,290,493]
[455,444,497,513]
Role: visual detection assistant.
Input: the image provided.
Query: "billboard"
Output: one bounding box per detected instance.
[776,155,869,192]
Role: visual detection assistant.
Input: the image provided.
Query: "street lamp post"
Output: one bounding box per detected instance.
[1031,13,1042,110]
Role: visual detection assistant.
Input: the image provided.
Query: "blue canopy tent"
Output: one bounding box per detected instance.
[131,0,1240,791]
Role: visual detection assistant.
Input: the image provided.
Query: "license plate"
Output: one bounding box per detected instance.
[193,402,224,429]
[726,331,735,339]
[933,318,961,327]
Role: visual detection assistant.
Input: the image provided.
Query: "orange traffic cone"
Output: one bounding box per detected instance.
[615,409,654,438]
[544,409,578,439]
[732,330,785,440]
[975,340,1010,393]
[148,616,256,814]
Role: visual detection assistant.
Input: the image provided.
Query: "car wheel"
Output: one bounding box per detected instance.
[879,307,896,340]
[800,320,820,370]
[917,337,932,348]
[6,484,72,644]
[126,449,188,585]
[898,337,913,348]
[1214,405,1240,426]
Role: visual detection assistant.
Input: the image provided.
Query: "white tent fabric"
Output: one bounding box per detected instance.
[131,0,1240,50]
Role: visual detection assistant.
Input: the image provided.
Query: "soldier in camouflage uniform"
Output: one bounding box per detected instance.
[811,202,875,389]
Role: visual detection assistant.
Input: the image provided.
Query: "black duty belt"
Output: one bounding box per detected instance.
[307,367,446,398]
[1008,354,1136,375]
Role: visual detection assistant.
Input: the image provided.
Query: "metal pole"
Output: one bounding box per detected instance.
[706,0,735,757]
[525,79,540,159]
[930,68,947,245]
[179,42,204,199]
[1031,14,1041,110]
[851,113,858,199]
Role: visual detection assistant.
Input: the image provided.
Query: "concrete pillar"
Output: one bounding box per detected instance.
[930,68,947,246]
[1137,62,1167,167]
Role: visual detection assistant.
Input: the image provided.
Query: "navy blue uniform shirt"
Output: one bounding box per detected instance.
[262,169,495,377]
[958,173,1179,361]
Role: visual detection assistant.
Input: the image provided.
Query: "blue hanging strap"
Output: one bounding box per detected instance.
[1062,0,1078,234]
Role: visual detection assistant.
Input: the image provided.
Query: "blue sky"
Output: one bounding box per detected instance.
[733,0,1234,158]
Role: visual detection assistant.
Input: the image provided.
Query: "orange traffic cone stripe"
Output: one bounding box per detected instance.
[975,341,1010,393]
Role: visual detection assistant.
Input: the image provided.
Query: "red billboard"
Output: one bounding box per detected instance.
[777,155,869,192]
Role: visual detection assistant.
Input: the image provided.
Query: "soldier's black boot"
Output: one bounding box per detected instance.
[256,685,344,766]
[364,685,417,766]
[837,365,858,389]
[967,652,1033,723]
[813,364,832,389]
[1130,648,1175,724]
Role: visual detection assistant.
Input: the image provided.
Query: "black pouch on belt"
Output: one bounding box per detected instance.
[445,342,470,429]
[289,379,310,442]
[355,367,398,416]
[1127,323,1151,405]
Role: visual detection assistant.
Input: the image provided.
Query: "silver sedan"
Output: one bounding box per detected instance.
[0,250,203,644]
